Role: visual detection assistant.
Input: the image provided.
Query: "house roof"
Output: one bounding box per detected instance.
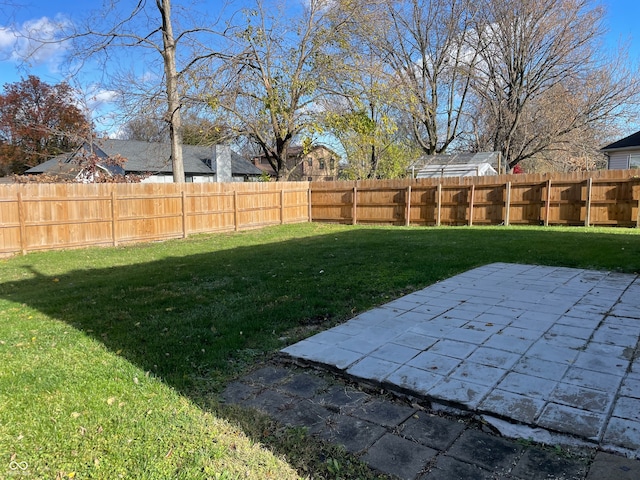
[601,130,640,152]
[26,139,262,176]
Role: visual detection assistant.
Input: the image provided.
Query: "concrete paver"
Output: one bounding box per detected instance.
[223,362,640,479]
[361,434,437,480]
[586,452,640,480]
[222,263,640,479]
[314,414,387,453]
[511,447,590,480]
[420,455,493,480]
[399,413,465,451]
[281,263,640,454]
[446,429,523,472]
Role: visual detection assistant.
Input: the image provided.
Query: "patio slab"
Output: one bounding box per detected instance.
[281,263,640,453]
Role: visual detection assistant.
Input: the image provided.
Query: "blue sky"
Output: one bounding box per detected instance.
[1,0,639,134]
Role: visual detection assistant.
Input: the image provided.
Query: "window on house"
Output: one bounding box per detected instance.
[319,159,325,169]
[330,158,335,170]
[307,157,313,166]
[630,154,640,169]
[308,176,313,181]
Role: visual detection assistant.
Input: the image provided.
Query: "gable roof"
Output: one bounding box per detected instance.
[601,130,640,152]
[26,139,262,176]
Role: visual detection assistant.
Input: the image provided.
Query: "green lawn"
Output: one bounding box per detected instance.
[1,223,639,479]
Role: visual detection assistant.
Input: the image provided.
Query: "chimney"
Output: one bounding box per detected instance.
[213,144,232,183]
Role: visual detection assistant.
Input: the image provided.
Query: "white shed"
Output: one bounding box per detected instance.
[409,152,502,178]
[416,162,497,178]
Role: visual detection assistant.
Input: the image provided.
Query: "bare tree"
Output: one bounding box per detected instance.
[204,0,344,180]
[66,1,229,182]
[358,0,481,155]
[470,0,640,170]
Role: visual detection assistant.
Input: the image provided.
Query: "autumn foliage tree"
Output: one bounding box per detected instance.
[0,76,90,175]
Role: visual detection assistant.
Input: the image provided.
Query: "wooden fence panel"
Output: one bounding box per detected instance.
[282,188,312,224]
[356,187,406,225]
[1,170,639,256]
[408,186,438,226]
[310,187,353,223]
[589,180,638,226]
[184,188,235,234]
[0,181,312,255]
[310,170,640,227]
[470,184,505,225]
[115,184,184,242]
[439,185,470,225]
[11,184,116,253]
[508,182,544,225]
[546,181,584,226]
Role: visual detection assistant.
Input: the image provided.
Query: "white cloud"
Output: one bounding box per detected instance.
[0,15,71,71]
[86,88,120,110]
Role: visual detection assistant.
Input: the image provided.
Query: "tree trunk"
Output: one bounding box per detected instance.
[157,0,185,183]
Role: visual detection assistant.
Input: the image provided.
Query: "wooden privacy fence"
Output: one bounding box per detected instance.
[310,171,640,228]
[1,170,639,256]
[0,182,311,255]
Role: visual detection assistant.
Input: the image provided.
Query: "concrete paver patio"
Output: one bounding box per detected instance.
[281,263,640,454]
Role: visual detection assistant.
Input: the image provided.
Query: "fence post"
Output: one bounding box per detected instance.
[468,184,475,226]
[436,183,442,226]
[182,189,188,238]
[308,188,312,222]
[544,179,552,226]
[352,186,357,225]
[111,190,119,247]
[405,185,412,226]
[17,191,27,255]
[234,190,239,231]
[504,181,511,226]
[584,178,592,227]
[280,188,285,225]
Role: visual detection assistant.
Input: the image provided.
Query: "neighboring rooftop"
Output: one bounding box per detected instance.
[26,139,262,177]
[601,130,640,152]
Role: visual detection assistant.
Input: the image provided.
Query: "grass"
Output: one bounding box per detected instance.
[1,223,639,478]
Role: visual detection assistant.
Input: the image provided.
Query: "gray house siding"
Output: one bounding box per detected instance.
[608,153,630,170]
[601,130,640,170]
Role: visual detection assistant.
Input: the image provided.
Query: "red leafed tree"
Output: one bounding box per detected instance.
[0,76,91,175]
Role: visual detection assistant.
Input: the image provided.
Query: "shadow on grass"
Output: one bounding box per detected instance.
[1,225,639,461]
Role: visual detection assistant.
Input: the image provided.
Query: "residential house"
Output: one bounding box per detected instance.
[601,130,640,170]
[408,152,503,178]
[25,139,262,182]
[251,145,339,181]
